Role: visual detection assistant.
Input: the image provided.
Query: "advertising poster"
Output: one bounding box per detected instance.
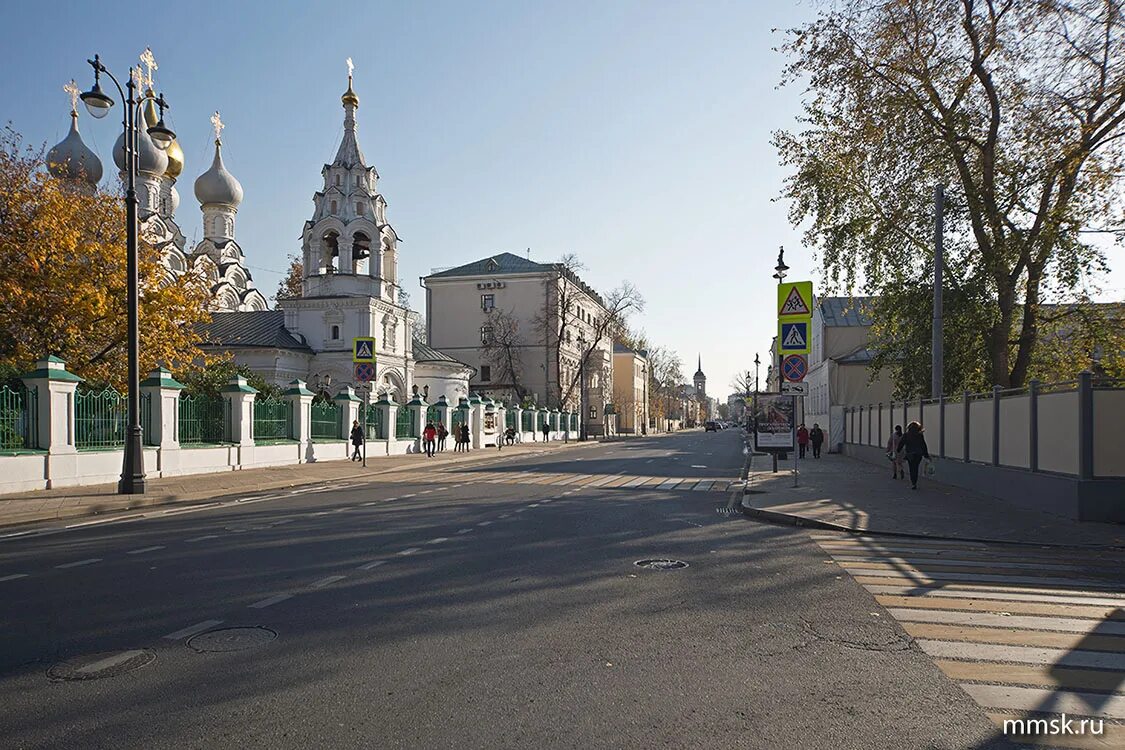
[753,394,796,451]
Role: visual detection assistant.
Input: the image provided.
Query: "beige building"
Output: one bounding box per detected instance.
[422,253,615,435]
[612,344,650,434]
[804,296,894,451]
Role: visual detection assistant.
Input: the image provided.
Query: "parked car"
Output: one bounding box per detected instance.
[705,421,720,432]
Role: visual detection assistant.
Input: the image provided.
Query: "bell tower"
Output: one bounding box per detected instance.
[693,355,706,398]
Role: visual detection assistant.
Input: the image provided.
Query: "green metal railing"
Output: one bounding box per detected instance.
[141,391,153,445]
[451,408,467,428]
[521,411,533,431]
[179,393,227,445]
[254,397,293,442]
[0,385,38,452]
[505,409,516,428]
[396,407,416,439]
[311,400,341,440]
[425,405,439,425]
[75,387,127,450]
[364,403,384,440]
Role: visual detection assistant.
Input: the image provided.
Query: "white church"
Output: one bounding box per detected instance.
[46,61,472,404]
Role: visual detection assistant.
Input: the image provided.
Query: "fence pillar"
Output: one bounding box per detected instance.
[21,356,81,455]
[434,395,452,439]
[408,395,427,439]
[468,393,484,449]
[378,393,398,450]
[902,400,908,430]
[222,375,258,447]
[1028,379,1039,473]
[334,386,361,440]
[962,390,971,463]
[877,403,883,448]
[938,394,946,458]
[1078,371,1094,480]
[991,385,1001,466]
[858,405,864,446]
[918,396,924,426]
[284,380,314,460]
[139,367,185,450]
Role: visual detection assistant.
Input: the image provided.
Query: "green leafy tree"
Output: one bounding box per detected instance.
[775,0,1125,391]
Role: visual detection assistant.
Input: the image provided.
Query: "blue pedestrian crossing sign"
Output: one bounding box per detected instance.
[352,337,376,363]
[779,321,810,354]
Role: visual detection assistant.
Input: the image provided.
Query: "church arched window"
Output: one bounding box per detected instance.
[335,174,341,186]
[330,200,338,214]
[331,325,340,340]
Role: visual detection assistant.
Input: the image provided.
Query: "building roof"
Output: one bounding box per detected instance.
[612,342,649,357]
[199,310,312,352]
[413,339,469,366]
[818,296,876,327]
[837,347,877,364]
[427,252,553,279]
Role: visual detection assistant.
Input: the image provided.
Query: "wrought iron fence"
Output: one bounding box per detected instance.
[311,400,341,440]
[521,411,533,431]
[396,407,415,439]
[254,397,293,442]
[75,387,127,450]
[141,391,153,445]
[425,405,439,425]
[179,393,227,445]
[451,408,467,428]
[365,403,384,440]
[0,385,38,452]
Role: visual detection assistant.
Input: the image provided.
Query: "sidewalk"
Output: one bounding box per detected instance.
[0,439,597,529]
[740,451,1125,548]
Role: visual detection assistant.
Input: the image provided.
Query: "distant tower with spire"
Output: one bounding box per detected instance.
[693,355,706,398]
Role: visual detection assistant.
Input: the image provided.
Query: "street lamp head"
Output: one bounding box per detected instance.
[773,246,789,281]
[146,91,175,150]
[81,82,113,119]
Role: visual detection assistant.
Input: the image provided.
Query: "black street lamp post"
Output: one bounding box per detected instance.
[80,54,176,495]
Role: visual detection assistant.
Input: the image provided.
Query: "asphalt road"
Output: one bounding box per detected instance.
[0,430,1012,749]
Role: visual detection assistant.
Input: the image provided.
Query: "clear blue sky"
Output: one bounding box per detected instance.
[7,2,1116,398]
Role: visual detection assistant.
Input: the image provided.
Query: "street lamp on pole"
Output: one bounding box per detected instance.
[80,53,177,495]
[577,333,587,441]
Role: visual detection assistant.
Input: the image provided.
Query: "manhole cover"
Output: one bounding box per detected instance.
[188,626,276,653]
[47,649,156,681]
[634,558,689,570]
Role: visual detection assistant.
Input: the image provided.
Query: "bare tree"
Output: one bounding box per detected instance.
[478,309,527,403]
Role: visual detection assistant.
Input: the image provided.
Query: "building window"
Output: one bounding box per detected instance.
[335,174,341,186]
[589,405,597,419]
[355,174,361,187]
[480,325,493,343]
[481,294,495,311]
[330,200,337,213]
[356,202,364,215]
[480,365,492,382]
[331,325,340,340]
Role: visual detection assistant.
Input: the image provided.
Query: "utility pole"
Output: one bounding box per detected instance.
[932,184,944,399]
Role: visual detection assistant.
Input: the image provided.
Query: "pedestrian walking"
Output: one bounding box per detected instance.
[422,422,437,458]
[899,421,930,489]
[887,425,905,480]
[460,423,470,451]
[350,419,364,461]
[810,423,824,458]
[436,423,448,452]
[797,424,809,459]
[541,420,550,443]
[505,426,516,446]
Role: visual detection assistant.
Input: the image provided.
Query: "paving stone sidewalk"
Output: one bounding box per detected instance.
[741,451,1125,548]
[0,439,600,529]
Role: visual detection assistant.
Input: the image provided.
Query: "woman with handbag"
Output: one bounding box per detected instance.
[899,421,931,490]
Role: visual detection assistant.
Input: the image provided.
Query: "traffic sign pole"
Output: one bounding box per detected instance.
[361,386,368,468]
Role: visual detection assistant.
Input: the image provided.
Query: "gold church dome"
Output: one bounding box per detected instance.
[342,84,359,108]
[142,92,183,178]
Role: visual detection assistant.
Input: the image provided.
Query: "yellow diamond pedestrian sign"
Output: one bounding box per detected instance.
[778,281,813,318]
[353,337,376,363]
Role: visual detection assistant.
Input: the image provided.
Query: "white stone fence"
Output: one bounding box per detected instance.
[841,372,1125,521]
[0,358,576,494]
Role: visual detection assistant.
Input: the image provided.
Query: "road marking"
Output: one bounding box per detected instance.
[127,545,165,555]
[64,517,139,529]
[184,535,219,543]
[273,519,294,525]
[863,583,1125,607]
[528,504,540,508]
[357,560,387,570]
[161,503,221,516]
[419,490,433,495]
[691,465,707,468]
[78,650,148,674]
[840,565,1119,590]
[249,593,293,609]
[477,521,492,526]
[514,509,526,514]
[398,547,422,556]
[311,574,347,589]
[56,558,101,569]
[163,619,223,640]
[428,537,449,544]
[0,573,29,582]
[311,511,331,517]
[436,487,449,491]
[961,683,1125,720]
[456,528,473,534]
[401,494,417,498]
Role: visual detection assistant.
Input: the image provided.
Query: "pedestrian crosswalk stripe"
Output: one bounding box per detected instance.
[939,660,1125,692]
[918,639,1125,670]
[887,608,1125,634]
[842,566,1121,590]
[867,584,1125,607]
[874,594,1122,620]
[829,553,1120,575]
[903,622,1125,653]
[962,683,1125,720]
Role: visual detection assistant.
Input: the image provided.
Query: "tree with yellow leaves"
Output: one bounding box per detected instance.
[0,127,212,389]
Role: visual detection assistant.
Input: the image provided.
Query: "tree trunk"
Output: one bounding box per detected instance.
[988,288,1014,388]
[1008,270,1042,389]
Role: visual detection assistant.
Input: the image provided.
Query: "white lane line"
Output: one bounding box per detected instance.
[249,593,293,609]
[311,511,331,517]
[78,650,148,674]
[273,519,294,525]
[456,528,473,534]
[65,516,139,529]
[645,459,655,464]
[514,509,526,514]
[539,499,552,504]
[56,558,101,569]
[401,494,417,498]
[163,619,223,640]
[398,547,422,556]
[419,490,433,495]
[161,503,220,516]
[498,514,511,519]
[362,501,379,506]
[184,535,219,543]
[357,560,386,570]
[0,573,29,582]
[311,574,347,589]
[528,503,540,508]
[127,545,165,555]
[477,521,492,527]
[691,465,707,468]
[436,487,449,491]
[428,537,449,545]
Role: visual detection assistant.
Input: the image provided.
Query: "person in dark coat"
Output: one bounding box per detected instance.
[900,421,931,489]
[460,423,471,451]
[349,419,364,461]
[796,424,809,458]
[809,424,825,458]
[541,420,550,443]
[436,423,448,452]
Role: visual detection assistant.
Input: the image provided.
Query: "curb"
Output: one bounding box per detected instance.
[733,461,1125,552]
[0,439,602,531]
